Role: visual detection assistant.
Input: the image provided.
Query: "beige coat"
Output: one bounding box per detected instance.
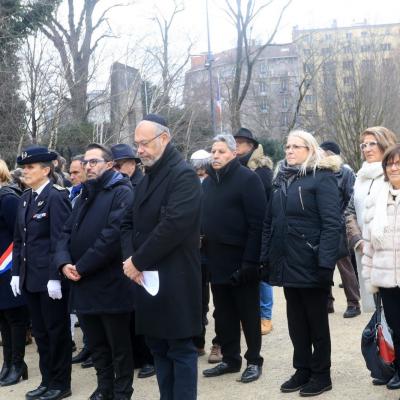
[362,189,400,293]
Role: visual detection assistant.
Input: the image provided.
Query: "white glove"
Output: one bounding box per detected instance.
[47,280,62,300]
[10,276,21,297]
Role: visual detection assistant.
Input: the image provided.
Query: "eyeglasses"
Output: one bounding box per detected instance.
[360,141,379,151]
[134,133,163,148]
[386,161,400,169]
[82,158,106,167]
[285,144,308,151]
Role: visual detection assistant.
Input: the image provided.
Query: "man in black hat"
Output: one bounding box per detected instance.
[234,127,274,336]
[11,145,72,400]
[320,140,361,318]
[121,114,202,400]
[111,144,143,191]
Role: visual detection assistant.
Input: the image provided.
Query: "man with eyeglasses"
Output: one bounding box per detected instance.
[121,114,202,400]
[55,143,135,400]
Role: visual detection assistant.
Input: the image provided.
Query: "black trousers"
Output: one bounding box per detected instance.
[0,305,29,366]
[80,313,133,399]
[284,287,331,380]
[25,290,71,391]
[192,264,210,349]
[380,287,400,369]
[211,282,262,368]
[130,311,153,368]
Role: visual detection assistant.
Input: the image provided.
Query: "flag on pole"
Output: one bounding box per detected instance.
[215,74,223,132]
[0,243,13,275]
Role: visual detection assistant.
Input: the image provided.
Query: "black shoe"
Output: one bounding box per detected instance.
[1,362,28,386]
[343,306,361,318]
[203,362,241,377]
[89,389,113,400]
[281,371,310,393]
[387,371,400,390]
[39,389,72,400]
[372,377,390,385]
[0,362,10,380]
[327,304,334,314]
[138,363,156,378]
[339,283,344,288]
[72,348,91,364]
[238,364,262,383]
[26,385,48,400]
[71,340,77,353]
[299,378,332,397]
[81,357,94,369]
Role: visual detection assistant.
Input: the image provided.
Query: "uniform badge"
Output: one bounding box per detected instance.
[37,201,44,207]
[23,201,27,207]
[21,151,28,160]
[33,212,47,220]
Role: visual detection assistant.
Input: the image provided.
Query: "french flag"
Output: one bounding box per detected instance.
[0,243,13,275]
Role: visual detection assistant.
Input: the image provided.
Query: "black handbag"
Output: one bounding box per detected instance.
[361,293,395,382]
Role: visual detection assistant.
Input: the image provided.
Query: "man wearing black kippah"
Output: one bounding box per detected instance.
[121,114,202,400]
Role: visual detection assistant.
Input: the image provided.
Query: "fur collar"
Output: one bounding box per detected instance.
[247,145,273,171]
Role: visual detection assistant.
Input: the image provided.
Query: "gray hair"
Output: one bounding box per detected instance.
[212,134,237,152]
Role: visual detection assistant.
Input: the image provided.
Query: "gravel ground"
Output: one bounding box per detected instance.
[1,272,398,400]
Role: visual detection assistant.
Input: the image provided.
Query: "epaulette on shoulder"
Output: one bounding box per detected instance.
[23,188,30,192]
[53,184,66,191]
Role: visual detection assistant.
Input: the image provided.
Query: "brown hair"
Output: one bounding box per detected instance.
[382,144,400,181]
[0,160,11,184]
[360,126,397,160]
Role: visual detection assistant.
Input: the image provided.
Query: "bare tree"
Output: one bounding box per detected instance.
[224,0,292,132]
[40,0,124,124]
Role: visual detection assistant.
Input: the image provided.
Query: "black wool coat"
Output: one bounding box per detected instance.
[55,170,135,314]
[202,158,266,284]
[260,164,342,288]
[0,187,26,309]
[13,182,71,293]
[121,143,202,340]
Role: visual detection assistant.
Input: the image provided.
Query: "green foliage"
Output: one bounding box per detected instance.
[259,137,285,164]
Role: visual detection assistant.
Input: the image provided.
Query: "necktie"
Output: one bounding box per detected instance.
[30,192,38,206]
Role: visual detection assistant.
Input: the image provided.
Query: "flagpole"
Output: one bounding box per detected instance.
[205,0,216,134]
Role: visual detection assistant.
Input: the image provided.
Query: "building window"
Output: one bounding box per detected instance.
[305,94,313,104]
[343,60,353,70]
[280,112,288,126]
[321,47,331,56]
[343,76,352,85]
[259,81,267,94]
[304,63,314,74]
[344,45,352,54]
[280,78,288,91]
[360,45,371,52]
[304,48,311,57]
[325,33,332,41]
[260,98,268,112]
[381,43,391,51]
[260,62,267,74]
[346,32,352,40]
[361,31,368,37]
[282,96,288,108]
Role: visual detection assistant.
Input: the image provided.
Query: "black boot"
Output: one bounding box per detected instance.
[0,362,28,386]
[0,362,10,381]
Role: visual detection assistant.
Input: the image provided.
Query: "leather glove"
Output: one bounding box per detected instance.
[230,262,261,286]
[317,267,334,287]
[10,276,21,297]
[47,280,62,300]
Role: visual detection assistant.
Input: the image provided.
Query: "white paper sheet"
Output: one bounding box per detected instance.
[141,271,159,296]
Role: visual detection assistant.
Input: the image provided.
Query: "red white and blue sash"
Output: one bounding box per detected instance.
[0,243,13,275]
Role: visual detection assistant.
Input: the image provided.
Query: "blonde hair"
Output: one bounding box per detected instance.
[287,130,323,175]
[360,126,397,160]
[0,160,11,185]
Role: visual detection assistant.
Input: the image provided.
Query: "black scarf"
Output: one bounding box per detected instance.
[274,160,301,195]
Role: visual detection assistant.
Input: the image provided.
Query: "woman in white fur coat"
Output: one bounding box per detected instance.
[345,127,397,312]
[362,144,400,390]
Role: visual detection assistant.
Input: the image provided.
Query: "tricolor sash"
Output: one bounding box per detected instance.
[0,243,13,275]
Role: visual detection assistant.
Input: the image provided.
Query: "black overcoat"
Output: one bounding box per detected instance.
[13,182,71,292]
[260,166,342,288]
[0,187,26,309]
[121,143,202,340]
[55,170,135,314]
[202,158,266,284]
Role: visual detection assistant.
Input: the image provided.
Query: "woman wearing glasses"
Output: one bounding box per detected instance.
[261,130,341,397]
[362,144,400,391]
[345,127,397,315]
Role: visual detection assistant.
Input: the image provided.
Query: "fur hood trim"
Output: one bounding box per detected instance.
[247,145,273,171]
[316,154,342,172]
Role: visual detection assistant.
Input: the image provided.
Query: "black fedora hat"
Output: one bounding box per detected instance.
[234,127,259,147]
[17,145,57,165]
[111,143,140,163]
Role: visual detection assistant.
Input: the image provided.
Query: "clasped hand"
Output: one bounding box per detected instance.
[62,264,82,281]
[123,257,143,285]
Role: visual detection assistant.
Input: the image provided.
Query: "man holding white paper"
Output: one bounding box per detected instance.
[121,114,202,400]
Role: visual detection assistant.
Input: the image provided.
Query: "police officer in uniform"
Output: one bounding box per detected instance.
[10,146,72,400]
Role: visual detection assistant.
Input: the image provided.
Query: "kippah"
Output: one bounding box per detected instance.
[142,113,168,128]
